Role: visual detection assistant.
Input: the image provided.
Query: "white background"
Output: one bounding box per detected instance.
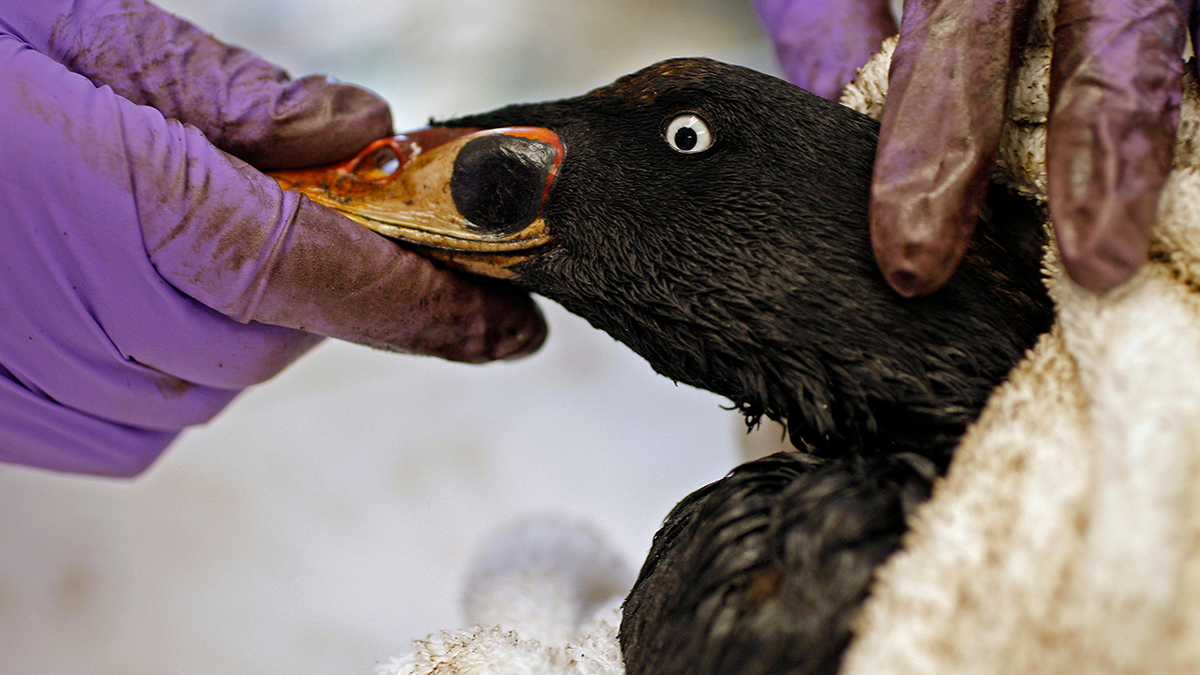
[0,1,782,673]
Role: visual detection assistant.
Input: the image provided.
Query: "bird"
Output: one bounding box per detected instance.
[271,57,1054,675]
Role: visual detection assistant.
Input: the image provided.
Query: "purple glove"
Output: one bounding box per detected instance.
[756,0,1192,297]
[0,0,546,477]
[753,0,897,100]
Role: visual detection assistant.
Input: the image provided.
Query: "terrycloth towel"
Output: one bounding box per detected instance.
[376,518,630,675]
[840,2,1200,672]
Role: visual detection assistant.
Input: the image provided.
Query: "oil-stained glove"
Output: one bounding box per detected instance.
[0,0,546,476]
[757,0,1191,297]
[874,0,1189,296]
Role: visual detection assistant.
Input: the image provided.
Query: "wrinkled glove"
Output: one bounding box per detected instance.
[0,0,546,477]
[756,0,1192,297]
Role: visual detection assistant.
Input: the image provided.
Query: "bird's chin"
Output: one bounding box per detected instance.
[270,126,563,280]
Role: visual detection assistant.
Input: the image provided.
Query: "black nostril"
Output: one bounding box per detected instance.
[451,134,558,236]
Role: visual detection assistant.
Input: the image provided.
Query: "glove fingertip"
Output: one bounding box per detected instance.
[242,76,394,171]
[1051,199,1151,294]
[487,296,548,361]
[871,224,968,297]
[409,275,548,364]
[1058,245,1142,294]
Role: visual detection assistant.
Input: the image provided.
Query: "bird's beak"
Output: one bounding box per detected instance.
[270,126,563,279]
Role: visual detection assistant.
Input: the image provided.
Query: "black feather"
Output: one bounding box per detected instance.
[620,451,937,675]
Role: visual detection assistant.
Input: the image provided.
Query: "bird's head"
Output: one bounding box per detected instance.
[273,58,1051,463]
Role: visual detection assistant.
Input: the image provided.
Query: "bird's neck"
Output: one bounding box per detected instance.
[772,193,1052,466]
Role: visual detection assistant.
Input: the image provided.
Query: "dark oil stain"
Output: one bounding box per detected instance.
[153,373,195,399]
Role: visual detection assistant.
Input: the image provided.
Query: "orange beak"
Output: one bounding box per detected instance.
[271,126,564,279]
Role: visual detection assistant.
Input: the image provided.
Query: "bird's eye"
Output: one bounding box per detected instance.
[665,114,713,154]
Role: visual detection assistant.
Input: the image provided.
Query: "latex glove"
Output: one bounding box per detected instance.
[757,0,1191,297]
[753,0,898,100]
[0,0,546,477]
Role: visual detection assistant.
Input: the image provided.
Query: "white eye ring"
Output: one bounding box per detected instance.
[665,114,713,154]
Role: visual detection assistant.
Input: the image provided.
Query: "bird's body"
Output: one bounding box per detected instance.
[272,58,1053,675]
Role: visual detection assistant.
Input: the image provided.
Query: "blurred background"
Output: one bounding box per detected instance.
[0,1,784,673]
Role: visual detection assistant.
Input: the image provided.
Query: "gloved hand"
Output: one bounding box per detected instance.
[0,0,546,476]
[755,0,1190,297]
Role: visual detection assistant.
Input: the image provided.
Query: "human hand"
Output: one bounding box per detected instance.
[0,0,546,476]
[756,0,1190,297]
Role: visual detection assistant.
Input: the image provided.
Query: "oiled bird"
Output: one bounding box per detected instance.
[272,57,1053,675]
